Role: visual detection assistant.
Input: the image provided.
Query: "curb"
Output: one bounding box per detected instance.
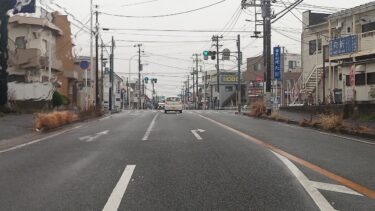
[242,113,375,142]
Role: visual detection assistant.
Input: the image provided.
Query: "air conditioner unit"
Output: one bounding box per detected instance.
[356,65,366,72]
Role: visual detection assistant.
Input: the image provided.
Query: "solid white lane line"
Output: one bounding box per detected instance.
[102,165,136,211]
[0,125,83,154]
[271,151,337,211]
[310,181,363,196]
[142,113,159,141]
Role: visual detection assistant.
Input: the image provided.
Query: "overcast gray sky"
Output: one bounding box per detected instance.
[51,0,373,97]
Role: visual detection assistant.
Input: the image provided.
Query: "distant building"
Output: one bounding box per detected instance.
[7,15,63,109]
[243,52,302,106]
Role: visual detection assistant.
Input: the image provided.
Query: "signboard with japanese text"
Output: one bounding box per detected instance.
[273,47,281,80]
[330,35,358,56]
[221,74,238,83]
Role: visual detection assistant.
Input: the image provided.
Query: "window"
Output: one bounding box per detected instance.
[8,75,25,83]
[317,38,322,52]
[367,72,375,85]
[288,61,297,69]
[347,27,351,33]
[225,86,233,92]
[362,21,375,33]
[254,63,261,71]
[309,40,316,55]
[356,73,366,86]
[15,36,26,49]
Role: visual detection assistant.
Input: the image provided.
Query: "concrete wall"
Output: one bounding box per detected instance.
[8,82,54,101]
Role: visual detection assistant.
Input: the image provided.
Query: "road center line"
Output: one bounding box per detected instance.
[271,152,336,211]
[194,113,375,199]
[102,165,136,211]
[0,125,83,154]
[142,113,159,141]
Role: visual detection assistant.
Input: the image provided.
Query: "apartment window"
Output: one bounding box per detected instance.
[347,27,351,33]
[225,86,233,92]
[367,72,375,85]
[254,63,261,71]
[288,61,297,69]
[8,75,25,83]
[356,73,366,86]
[309,40,316,55]
[15,36,26,49]
[362,21,375,33]
[317,38,322,52]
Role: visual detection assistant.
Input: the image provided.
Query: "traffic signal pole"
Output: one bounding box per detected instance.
[212,35,223,110]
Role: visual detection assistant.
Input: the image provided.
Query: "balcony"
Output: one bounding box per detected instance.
[8,48,63,71]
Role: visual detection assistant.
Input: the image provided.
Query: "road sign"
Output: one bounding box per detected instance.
[273,47,281,80]
[80,61,89,70]
[12,0,36,14]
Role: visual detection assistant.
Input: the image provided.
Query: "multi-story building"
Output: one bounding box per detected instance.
[244,52,302,106]
[299,2,375,105]
[7,15,63,109]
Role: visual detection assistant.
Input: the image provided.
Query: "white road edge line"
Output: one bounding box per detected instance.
[271,151,337,211]
[0,125,83,154]
[102,165,136,211]
[142,113,159,141]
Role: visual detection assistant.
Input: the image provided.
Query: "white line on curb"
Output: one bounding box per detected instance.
[103,165,136,211]
[142,113,159,141]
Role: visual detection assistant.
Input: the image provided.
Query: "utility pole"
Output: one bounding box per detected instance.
[187,75,190,107]
[135,44,142,110]
[101,42,105,109]
[0,14,9,106]
[192,69,195,109]
[193,54,200,110]
[89,0,94,109]
[264,0,272,114]
[237,34,242,114]
[95,5,100,110]
[204,71,207,110]
[109,36,115,111]
[126,78,129,109]
[212,35,223,110]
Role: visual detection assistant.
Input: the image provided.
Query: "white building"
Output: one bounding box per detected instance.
[7,15,62,107]
[299,2,375,105]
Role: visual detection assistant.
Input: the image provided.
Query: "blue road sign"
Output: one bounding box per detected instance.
[80,61,89,70]
[11,0,36,14]
[273,47,281,80]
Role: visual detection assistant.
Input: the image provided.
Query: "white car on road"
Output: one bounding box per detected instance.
[164,97,183,113]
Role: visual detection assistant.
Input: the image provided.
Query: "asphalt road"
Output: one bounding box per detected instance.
[0,110,374,211]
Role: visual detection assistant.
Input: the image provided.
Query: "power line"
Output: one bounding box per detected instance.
[103,28,254,33]
[100,0,227,18]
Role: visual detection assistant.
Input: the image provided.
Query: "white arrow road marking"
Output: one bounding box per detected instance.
[311,181,363,196]
[79,130,110,142]
[103,165,136,211]
[142,113,159,141]
[272,151,337,211]
[191,129,206,140]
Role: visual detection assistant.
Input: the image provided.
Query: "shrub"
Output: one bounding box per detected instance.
[319,114,343,130]
[52,92,69,107]
[250,101,266,117]
[35,111,79,130]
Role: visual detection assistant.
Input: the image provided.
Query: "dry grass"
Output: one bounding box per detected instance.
[319,114,343,130]
[250,101,266,117]
[35,111,79,130]
[354,126,373,134]
[270,111,287,121]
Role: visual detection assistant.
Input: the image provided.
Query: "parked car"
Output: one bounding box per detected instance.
[164,97,183,113]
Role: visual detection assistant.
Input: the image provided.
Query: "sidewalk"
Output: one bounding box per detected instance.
[0,114,35,141]
[278,110,375,132]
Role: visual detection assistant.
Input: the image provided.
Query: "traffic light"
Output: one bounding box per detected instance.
[202,51,217,60]
[145,77,149,84]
